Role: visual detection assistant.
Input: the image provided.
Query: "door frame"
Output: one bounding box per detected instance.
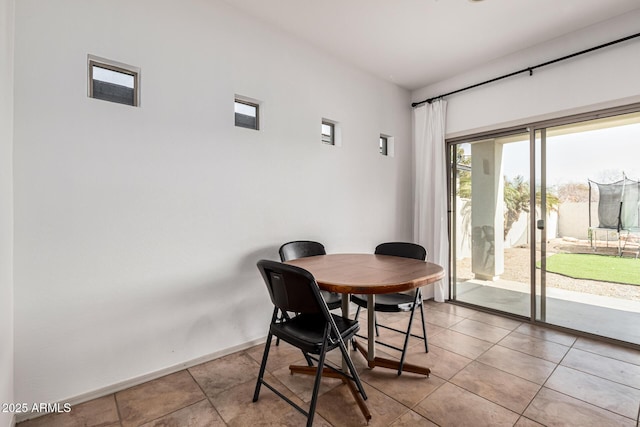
[446,102,640,340]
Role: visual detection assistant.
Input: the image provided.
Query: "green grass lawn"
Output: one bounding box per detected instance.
[539,253,640,286]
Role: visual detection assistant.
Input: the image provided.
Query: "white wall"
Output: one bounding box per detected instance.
[412,10,640,137]
[0,0,14,425]
[558,202,599,240]
[13,0,412,407]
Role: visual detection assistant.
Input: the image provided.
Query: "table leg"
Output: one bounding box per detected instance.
[351,293,430,376]
[341,293,350,318]
[367,295,375,362]
[352,340,431,376]
[341,294,350,372]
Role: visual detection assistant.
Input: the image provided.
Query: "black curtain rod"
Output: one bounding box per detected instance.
[411,32,640,108]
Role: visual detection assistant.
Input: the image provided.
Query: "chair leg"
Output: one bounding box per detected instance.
[418,297,428,353]
[303,352,314,367]
[306,327,329,427]
[397,291,422,376]
[275,309,280,346]
[253,332,274,402]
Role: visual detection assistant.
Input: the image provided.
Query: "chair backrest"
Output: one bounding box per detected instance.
[257,259,328,315]
[279,240,326,262]
[374,242,427,261]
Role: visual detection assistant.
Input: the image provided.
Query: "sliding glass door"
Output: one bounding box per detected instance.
[534,113,640,345]
[449,108,640,346]
[450,130,532,318]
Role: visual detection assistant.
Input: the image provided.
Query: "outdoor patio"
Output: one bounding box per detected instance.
[457,237,640,302]
[454,237,640,346]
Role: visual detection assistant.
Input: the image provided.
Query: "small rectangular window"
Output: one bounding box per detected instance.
[322,121,335,145]
[235,99,259,130]
[88,57,139,106]
[379,134,394,157]
[379,136,388,155]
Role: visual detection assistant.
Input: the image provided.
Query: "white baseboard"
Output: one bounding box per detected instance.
[15,337,266,423]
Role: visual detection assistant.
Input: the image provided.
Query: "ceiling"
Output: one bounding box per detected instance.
[221,0,640,91]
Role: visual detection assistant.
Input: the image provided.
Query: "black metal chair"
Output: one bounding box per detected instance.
[279,241,342,310]
[254,260,369,426]
[350,242,429,375]
[276,241,342,349]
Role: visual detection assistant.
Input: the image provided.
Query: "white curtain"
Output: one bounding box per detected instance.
[413,100,449,302]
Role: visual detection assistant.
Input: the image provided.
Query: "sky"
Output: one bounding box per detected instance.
[501,122,640,186]
[93,65,135,88]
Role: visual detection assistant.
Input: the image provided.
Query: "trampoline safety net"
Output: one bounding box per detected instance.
[589,178,640,231]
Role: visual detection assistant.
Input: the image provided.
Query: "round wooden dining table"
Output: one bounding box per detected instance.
[285,253,445,376]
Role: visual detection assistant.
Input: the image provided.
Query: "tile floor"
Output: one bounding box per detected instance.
[17,301,640,427]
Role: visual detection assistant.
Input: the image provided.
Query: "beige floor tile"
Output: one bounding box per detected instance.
[359,366,446,407]
[514,416,545,427]
[389,410,438,426]
[423,309,466,329]
[468,311,523,330]
[270,357,344,403]
[315,382,408,427]
[404,343,473,380]
[499,331,570,363]
[523,387,636,426]
[449,318,512,343]
[414,382,520,427]
[20,301,640,427]
[210,371,330,426]
[189,351,260,399]
[358,319,426,352]
[384,311,447,341]
[573,337,640,366]
[477,345,556,384]
[545,365,640,419]
[324,343,371,374]
[356,309,400,326]
[115,371,206,427]
[17,395,119,427]
[348,343,407,372]
[422,319,447,339]
[428,329,494,359]
[424,301,478,318]
[138,400,225,427]
[245,340,308,373]
[514,323,577,346]
[450,360,540,413]
[561,348,640,389]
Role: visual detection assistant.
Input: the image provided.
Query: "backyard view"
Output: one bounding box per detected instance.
[450,111,640,345]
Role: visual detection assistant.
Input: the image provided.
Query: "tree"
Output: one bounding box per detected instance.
[454,148,560,240]
[503,175,560,240]
[503,176,530,240]
[557,182,590,203]
[456,147,471,198]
